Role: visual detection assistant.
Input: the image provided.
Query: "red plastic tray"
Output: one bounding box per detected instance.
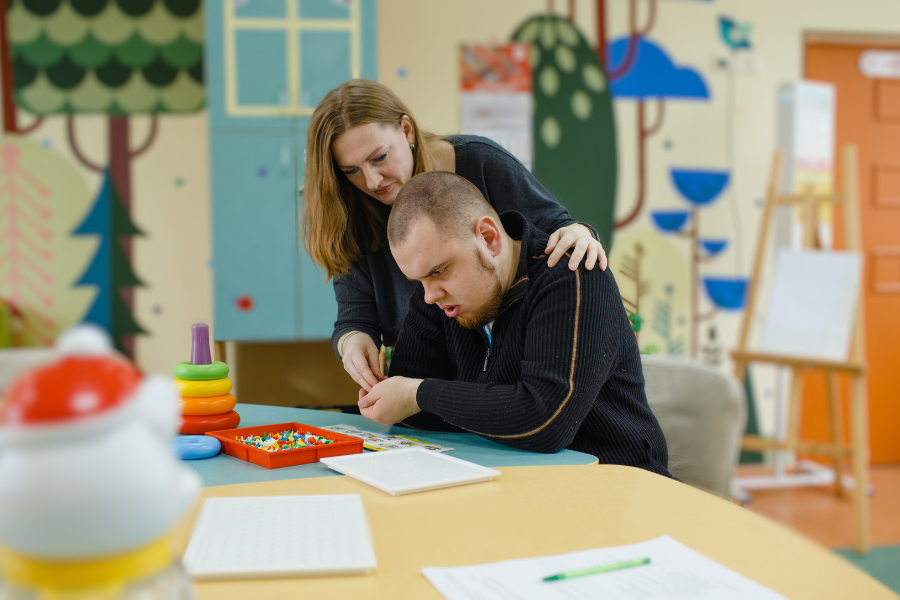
[205,422,363,469]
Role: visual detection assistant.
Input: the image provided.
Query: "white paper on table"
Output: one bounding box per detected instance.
[422,535,787,600]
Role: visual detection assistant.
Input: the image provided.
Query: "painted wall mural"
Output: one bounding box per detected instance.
[511,15,617,247]
[5,0,204,355]
[0,134,93,347]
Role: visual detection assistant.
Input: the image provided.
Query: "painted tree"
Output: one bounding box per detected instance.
[6,0,204,356]
[73,169,144,354]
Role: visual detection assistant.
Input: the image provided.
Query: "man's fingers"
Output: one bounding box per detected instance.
[598,244,609,270]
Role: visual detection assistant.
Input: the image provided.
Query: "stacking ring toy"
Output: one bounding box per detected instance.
[173,361,229,381]
[181,393,237,416]
[174,377,232,398]
[170,435,221,460]
[179,411,241,435]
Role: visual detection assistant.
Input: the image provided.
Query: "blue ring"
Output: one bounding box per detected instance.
[171,435,221,460]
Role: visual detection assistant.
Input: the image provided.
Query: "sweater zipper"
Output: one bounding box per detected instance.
[482,326,491,371]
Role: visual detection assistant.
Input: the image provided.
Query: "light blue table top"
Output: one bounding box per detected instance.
[184,404,596,487]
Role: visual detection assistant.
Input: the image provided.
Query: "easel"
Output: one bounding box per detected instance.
[731,145,870,554]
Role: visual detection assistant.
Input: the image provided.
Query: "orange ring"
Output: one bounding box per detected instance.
[181,394,237,416]
[179,411,241,435]
[174,377,232,398]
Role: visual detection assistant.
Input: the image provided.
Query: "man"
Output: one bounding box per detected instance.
[358,171,669,476]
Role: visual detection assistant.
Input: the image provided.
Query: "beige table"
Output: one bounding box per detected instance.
[170,465,898,599]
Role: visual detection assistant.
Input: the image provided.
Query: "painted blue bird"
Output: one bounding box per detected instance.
[719,17,752,50]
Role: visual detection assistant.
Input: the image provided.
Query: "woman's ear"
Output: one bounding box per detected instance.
[400,115,415,144]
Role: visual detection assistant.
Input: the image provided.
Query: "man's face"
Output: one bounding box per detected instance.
[392,217,503,329]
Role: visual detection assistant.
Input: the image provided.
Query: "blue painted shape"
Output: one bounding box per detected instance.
[235,30,288,107]
[671,169,729,205]
[235,0,285,18]
[205,0,378,132]
[72,171,112,331]
[185,404,597,487]
[206,0,376,340]
[608,37,710,100]
[703,277,749,310]
[299,0,350,19]
[171,435,221,460]
[211,134,299,340]
[701,239,728,255]
[719,17,752,49]
[299,30,351,109]
[651,210,690,233]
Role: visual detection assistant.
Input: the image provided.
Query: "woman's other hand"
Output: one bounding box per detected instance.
[545,224,608,271]
[340,332,386,391]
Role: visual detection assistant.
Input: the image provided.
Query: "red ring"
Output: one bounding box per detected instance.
[179,411,241,435]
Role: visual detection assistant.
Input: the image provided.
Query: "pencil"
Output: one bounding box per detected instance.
[542,557,651,581]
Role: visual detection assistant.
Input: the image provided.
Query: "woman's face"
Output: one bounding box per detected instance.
[331,117,416,206]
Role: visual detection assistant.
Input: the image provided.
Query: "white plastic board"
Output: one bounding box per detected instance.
[758,249,862,360]
[320,447,500,496]
[182,495,377,580]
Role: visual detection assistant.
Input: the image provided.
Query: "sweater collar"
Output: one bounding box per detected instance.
[497,211,547,313]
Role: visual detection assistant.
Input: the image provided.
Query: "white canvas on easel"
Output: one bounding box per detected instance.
[759,249,862,360]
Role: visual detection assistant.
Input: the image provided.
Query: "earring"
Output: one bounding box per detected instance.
[410,143,416,152]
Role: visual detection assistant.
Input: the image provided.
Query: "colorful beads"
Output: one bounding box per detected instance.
[235,430,334,452]
[173,361,229,381]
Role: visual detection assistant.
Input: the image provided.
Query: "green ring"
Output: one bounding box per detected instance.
[173,361,229,381]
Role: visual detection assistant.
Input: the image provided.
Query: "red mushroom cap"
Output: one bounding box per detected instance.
[1,356,141,428]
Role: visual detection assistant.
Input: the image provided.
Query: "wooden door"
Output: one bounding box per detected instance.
[805,41,900,463]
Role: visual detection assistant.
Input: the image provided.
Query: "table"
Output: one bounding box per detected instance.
[186,404,597,486]
[170,464,899,600]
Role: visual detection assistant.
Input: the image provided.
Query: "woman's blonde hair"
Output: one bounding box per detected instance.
[303,79,436,279]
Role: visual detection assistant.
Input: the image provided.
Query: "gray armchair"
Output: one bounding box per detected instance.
[641,354,746,498]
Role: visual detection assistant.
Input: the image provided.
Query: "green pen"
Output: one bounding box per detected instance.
[542,557,651,582]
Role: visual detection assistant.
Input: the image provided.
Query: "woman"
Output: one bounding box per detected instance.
[303,79,607,391]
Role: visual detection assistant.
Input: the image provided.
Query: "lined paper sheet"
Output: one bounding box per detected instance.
[422,535,787,600]
[183,495,377,580]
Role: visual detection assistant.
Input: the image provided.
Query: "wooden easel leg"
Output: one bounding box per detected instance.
[825,371,844,497]
[787,367,805,450]
[850,372,870,554]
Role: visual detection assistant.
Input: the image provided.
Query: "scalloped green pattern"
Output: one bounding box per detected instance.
[8,0,204,114]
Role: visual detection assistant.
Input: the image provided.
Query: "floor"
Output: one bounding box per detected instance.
[734,463,900,548]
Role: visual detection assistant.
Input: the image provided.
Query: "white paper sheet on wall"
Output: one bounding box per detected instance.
[758,249,862,360]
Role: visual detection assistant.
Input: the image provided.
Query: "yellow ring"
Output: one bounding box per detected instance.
[181,393,237,416]
[173,377,232,398]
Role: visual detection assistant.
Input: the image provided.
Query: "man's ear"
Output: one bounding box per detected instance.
[475,216,503,257]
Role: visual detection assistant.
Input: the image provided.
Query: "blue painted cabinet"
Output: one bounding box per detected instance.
[205,0,377,340]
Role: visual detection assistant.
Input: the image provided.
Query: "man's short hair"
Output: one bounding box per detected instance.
[388,171,500,246]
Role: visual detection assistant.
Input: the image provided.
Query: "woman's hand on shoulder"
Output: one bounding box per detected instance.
[340,331,386,391]
[545,224,608,271]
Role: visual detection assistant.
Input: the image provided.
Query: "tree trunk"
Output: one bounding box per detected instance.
[109,114,134,358]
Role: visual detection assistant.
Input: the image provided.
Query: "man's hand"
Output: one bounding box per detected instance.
[358,376,423,426]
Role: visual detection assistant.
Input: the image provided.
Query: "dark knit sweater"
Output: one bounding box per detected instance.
[331,135,579,356]
[390,212,671,476]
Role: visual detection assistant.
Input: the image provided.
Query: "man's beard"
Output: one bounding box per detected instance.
[456,249,503,329]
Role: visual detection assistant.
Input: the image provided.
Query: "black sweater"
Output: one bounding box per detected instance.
[331,135,578,356]
[391,212,671,477]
